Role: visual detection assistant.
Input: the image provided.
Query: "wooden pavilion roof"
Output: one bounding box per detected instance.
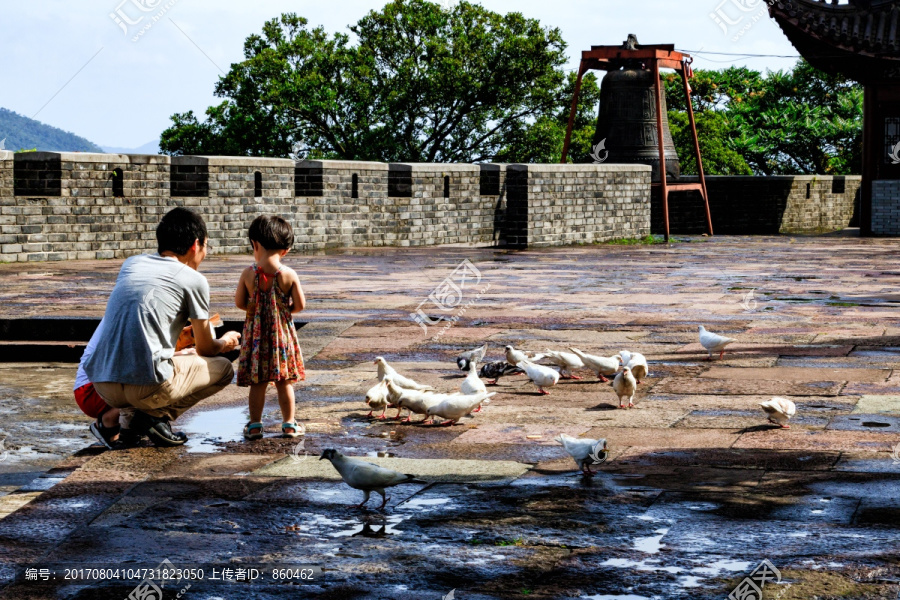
[769,0,900,81]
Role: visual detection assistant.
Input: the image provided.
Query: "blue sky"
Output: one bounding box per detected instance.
[0,0,800,150]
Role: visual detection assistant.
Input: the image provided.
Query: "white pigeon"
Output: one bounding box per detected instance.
[365,379,390,419]
[504,345,545,368]
[460,361,488,412]
[375,357,434,391]
[319,449,420,509]
[457,344,487,371]
[384,378,442,423]
[542,349,585,380]
[517,360,560,395]
[613,366,637,409]
[569,348,620,382]
[698,326,736,361]
[618,350,649,384]
[760,397,796,429]
[383,377,436,421]
[426,392,497,425]
[555,433,609,477]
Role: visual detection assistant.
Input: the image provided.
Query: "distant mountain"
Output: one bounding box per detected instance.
[0,108,104,153]
[101,140,161,155]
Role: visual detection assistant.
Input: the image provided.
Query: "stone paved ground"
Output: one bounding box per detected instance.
[0,234,899,599]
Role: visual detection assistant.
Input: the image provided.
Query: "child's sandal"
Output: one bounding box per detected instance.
[282,422,303,438]
[243,422,264,440]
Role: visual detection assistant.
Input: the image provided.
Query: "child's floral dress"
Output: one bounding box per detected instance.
[237,266,305,385]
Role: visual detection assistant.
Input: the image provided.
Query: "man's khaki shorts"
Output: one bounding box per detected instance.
[94,354,234,421]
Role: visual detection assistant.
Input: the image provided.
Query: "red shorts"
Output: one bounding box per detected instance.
[74,383,112,419]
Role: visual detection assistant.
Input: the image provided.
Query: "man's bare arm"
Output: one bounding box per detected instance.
[191,319,241,356]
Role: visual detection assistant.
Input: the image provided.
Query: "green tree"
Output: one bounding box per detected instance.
[664,61,862,175]
[496,72,601,163]
[160,0,567,162]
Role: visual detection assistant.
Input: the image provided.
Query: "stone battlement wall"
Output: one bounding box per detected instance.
[651,175,862,235]
[0,152,651,262]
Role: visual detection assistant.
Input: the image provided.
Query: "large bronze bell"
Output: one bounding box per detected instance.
[593,67,681,182]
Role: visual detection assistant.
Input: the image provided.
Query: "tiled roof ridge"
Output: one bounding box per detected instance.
[771,0,900,57]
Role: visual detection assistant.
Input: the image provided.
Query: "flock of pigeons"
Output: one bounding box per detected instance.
[320,325,798,508]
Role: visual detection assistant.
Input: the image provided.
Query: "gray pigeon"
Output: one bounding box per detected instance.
[478,361,523,385]
[319,449,421,509]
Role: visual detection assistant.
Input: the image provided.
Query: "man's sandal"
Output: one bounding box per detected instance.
[89,418,120,450]
[243,422,264,440]
[282,422,303,438]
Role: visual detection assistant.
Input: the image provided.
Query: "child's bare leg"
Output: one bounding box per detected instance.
[275,380,297,432]
[101,408,120,429]
[248,383,268,423]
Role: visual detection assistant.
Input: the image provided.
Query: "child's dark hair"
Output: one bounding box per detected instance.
[157,207,207,255]
[249,215,294,251]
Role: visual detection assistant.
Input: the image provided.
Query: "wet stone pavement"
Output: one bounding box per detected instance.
[0,234,899,599]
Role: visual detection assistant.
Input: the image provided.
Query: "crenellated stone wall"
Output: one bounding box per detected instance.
[522,164,651,247]
[0,153,649,262]
[652,175,862,235]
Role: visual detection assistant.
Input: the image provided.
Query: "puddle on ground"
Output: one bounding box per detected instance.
[582,594,653,600]
[850,348,900,358]
[17,474,68,492]
[399,497,452,511]
[633,528,669,554]
[600,557,681,574]
[830,414,900,432]
[286,513,407,538]
[692,559,753,576]
[679,576,704,588]
[180,405,248,453]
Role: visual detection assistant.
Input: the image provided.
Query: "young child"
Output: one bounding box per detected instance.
[235,215,307,439]
[75,319,121,449]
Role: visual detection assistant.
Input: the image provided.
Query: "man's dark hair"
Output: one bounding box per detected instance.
[156,207,208,255]
[249,215,294,251]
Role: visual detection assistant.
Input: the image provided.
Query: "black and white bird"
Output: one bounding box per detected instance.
[319,449,421,509]
[555,433,609,477]
[457,344,487,371]
[698,326,736,361]
[479,361,523,385]
[460,361,489,412]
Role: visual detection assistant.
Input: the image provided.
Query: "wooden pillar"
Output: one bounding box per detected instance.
[560,62,586,164]
[653,60,670,242]
[681,69,713,237]
[861,84,875,236]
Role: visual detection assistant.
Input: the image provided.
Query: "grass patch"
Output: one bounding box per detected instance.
[495,537,526,547]
[599,235,666,246]
[828,302,859,307]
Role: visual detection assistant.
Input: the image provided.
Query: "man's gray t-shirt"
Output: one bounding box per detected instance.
[83,254,210,385]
